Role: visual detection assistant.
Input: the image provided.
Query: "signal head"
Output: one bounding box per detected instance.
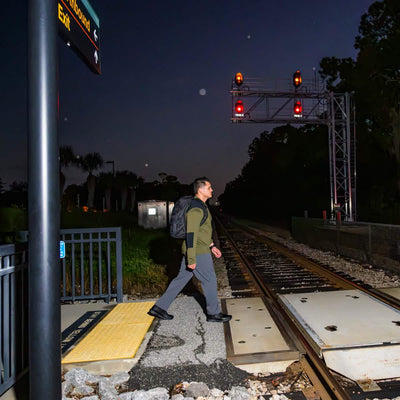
[235,72,243,87]
[294,100,302,117]
[293,70,302,88]
[235,100,244,116]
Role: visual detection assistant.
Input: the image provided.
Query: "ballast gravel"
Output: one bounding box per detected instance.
[250,227,400,288]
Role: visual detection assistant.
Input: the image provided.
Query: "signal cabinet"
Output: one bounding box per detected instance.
[138,200,174,229]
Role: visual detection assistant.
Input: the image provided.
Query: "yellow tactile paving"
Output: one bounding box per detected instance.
[62,301,155,364]
[99,302,156,325]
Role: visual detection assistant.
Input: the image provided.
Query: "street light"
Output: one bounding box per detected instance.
[106,160,115,176]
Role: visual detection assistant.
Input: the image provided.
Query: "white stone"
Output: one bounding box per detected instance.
[110,371,130,385]
[228,386,251,400]
[72,385,95,396]
[209,388,225,398]
[146,387,169,400]
[62,380,74,395]
[119,393,133,400]
[171,394,184,400]
[98,377,119,398]
[131,390,149,400]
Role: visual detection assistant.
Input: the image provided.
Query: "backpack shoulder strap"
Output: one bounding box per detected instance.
[187,198,208,225]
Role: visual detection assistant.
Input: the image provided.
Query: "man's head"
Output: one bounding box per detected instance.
[193,177,213,201]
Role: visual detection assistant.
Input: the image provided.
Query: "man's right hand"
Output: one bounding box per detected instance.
[187,263,196,270]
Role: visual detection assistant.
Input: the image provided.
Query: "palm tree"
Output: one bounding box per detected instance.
[59,146,77,197]
[59,146,78,200]
[115,171,143,211]
[78,152,103,209]
[98,172,114,211]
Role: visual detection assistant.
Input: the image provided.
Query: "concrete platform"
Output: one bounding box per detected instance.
[62,301,155,364]
[1,295,301,399]
[1,300,154,399]
[280,289,400,380]
[61,300,157,376]
[61,301,115,332]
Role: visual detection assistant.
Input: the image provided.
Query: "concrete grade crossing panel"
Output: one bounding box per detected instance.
[323,345,400,381]
[228,297,290,354]
[279,290,400,380]
[223,297,299,374]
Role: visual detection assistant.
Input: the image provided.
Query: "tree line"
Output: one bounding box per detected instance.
[0,146,192,212]
[220,0,400,224]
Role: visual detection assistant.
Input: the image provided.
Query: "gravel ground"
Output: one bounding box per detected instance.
[128,359,249,391]
[127,295,249,391]
[139,296,226,367]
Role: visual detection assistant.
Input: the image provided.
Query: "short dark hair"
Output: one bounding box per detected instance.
[193,177,210,195]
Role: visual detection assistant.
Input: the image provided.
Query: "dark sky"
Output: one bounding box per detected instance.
[1,0,373,199]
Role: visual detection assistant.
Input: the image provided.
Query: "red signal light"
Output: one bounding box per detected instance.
[235,100,244,116]
[235,72,243,87]
[294,101,302,117]
[293,70,302,88]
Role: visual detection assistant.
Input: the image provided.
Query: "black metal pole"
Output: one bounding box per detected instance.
[28,0,61,398]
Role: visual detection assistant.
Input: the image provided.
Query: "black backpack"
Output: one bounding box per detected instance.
[169,196,208,239]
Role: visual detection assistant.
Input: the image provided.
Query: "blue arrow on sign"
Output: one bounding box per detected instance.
[60,241,66,259]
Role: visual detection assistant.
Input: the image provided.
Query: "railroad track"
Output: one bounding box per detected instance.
[216,215,400,400]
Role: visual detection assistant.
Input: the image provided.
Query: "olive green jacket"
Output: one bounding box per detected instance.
[182,199,212,265]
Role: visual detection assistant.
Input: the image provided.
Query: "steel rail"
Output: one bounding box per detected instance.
[239,223,400,311]
[216,217,351,400]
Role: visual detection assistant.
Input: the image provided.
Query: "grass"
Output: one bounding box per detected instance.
[122,227,171,297]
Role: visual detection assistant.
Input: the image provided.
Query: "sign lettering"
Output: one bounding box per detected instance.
[57,0,101,74]
[58,4,71,31]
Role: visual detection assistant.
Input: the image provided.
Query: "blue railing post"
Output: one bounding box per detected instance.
[116,228,123,303]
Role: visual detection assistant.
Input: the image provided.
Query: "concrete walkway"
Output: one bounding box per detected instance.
[0,295,227,399]
[0,301,119,400]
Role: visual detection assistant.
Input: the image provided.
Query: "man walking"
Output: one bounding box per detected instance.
[148,177,231,323]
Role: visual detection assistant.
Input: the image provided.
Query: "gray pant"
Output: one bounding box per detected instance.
[155,253,221,315]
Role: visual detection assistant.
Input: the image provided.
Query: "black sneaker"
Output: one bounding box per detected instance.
[148,305,174,320]
[206,313,232,322]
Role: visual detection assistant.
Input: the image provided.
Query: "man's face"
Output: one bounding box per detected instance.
[199,181,213,199]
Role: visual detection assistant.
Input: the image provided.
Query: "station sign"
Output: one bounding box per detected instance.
[57,0,101,74]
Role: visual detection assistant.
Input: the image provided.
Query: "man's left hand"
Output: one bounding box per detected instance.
[211,246,221,258]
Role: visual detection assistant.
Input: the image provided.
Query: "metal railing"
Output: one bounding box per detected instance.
[292,217,400,274]
[19,227,124,303]
[60,227,123,303]
[0,244,29,396]
[0,227,123,395]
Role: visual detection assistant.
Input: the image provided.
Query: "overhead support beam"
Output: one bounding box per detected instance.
[230,77,356,222]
